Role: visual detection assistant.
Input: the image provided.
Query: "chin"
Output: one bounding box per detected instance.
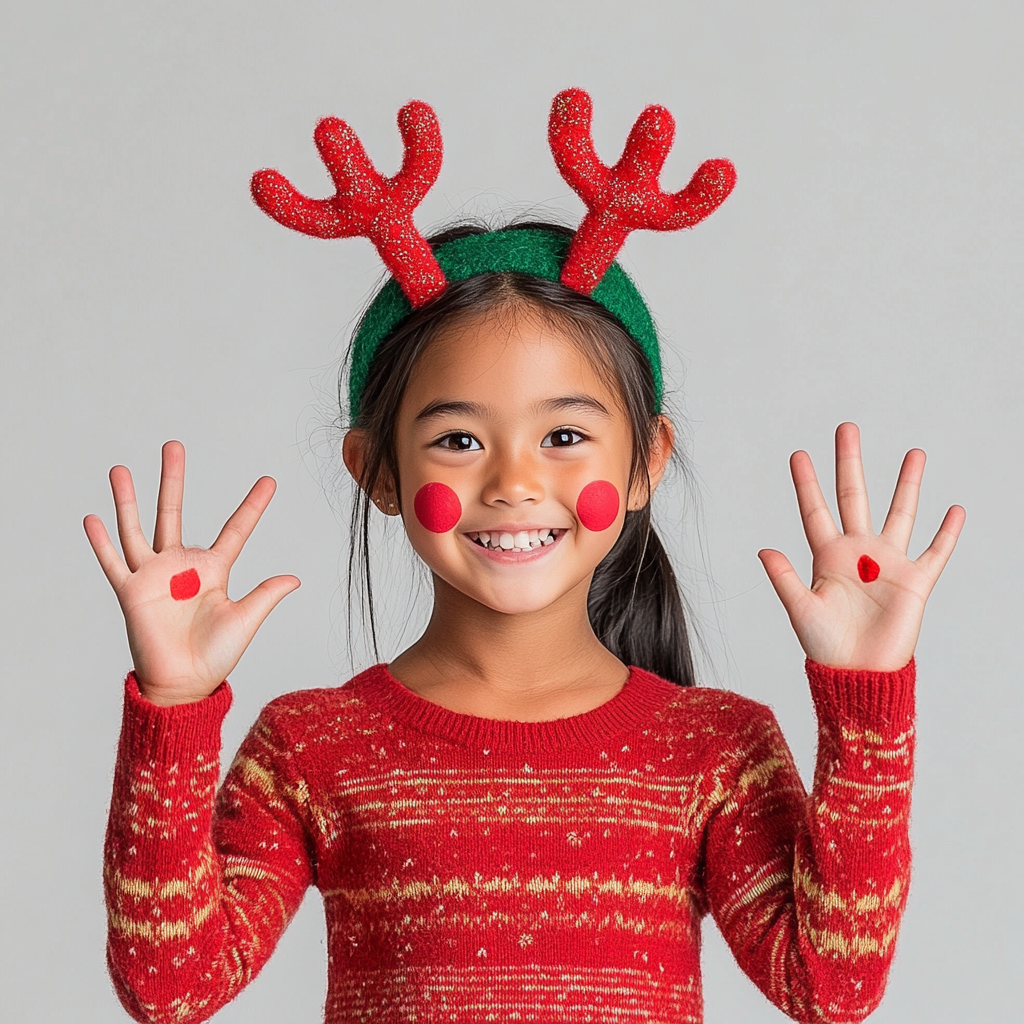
[444,577,584,617]
[481,596,562,616]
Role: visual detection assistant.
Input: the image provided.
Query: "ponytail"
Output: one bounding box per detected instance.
[587,507,695,688]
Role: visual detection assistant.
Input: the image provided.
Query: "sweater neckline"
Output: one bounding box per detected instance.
[356,663,678,752]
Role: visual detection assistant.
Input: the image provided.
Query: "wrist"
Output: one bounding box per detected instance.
[121,672,233,765]
[132,670,225,706]
[806,657,916,727]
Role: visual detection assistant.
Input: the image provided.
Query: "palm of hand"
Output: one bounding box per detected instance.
[759,424,964,671]
[115,547,244,696]
[84,442,300,704]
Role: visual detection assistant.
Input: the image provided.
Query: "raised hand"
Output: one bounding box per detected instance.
[83,441,300,705]
[758,422,965,671]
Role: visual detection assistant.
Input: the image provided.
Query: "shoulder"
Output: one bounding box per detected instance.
[634,666,778,728]
[253,664,393,747]
[627,672,796,799]
[632,668,783,757]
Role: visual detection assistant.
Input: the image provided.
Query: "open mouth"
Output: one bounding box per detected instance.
[467,529,564,553]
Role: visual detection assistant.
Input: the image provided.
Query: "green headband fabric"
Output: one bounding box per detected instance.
[348,228,662,417]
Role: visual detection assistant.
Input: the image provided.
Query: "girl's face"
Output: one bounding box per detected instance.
[376,306,669,617]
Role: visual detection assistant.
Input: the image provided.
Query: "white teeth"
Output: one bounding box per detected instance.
[471,528,560,551]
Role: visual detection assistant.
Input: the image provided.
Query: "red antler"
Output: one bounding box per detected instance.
[549,88,736,295]
[251,101,447,308]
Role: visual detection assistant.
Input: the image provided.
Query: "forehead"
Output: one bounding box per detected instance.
[399,307,623,414]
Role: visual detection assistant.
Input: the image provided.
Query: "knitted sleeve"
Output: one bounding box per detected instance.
[103,674,315,1024]
[702,660,916,1023]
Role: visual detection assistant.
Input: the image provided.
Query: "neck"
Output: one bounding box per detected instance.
[387,573,628,720]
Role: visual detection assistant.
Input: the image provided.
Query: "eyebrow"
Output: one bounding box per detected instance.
[414,394,611,423]
[537,395,611,418]
[415,400,488,422]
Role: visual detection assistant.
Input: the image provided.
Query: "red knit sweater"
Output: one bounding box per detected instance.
[104,660,915,1024]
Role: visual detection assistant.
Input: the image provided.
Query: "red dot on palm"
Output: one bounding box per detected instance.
[170,568,201,600]
[857,555,880,583]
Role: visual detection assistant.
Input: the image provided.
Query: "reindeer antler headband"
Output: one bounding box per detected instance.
[251,88,736,415]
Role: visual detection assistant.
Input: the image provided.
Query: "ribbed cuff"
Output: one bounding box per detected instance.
[119,671,233,764]
[806,657,915,729]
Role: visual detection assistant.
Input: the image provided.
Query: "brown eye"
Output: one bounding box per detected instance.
[542,428,585,448]
[439,433,481,452]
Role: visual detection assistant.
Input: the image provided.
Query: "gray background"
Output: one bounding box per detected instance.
[2,2,1020,1021]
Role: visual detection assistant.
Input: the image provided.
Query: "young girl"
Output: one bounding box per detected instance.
[85,90,964,1024]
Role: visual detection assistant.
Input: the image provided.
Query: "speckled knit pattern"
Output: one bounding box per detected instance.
[104,660,915,1024]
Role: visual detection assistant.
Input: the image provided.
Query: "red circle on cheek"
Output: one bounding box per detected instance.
[413,483,462,533]
[576,480,620,532]
[170,568,201,601]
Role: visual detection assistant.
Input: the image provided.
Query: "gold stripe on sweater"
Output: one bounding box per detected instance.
[326,965,701,1024]
[323,871,695,906]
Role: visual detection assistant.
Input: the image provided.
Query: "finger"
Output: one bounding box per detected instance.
[758,549,811,619]
[835,422,872,535]
[109,465,151,571]
[83,514,132,590]
[880,448,926,551]
[211,477,278,564]
[153,440,186,553]
[914,505,966,582]
[790,450,840,550]
[235,575,301,637]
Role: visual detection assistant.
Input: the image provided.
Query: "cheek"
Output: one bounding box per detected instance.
[576,480,620,532]
[169,568,201,601]
[413,482,463,533]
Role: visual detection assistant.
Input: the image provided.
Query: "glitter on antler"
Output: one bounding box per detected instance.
[549,88,736,296]
[251,101,447,308]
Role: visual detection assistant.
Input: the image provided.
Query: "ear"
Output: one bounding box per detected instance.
[627,415,675,511]
[341,430,401,516]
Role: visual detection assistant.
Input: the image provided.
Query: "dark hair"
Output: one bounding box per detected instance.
[343,221,696,686]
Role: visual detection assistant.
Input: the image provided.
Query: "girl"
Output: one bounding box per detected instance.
[86,90,964,1024]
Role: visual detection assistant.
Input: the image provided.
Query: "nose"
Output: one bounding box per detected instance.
[479,445,545,508]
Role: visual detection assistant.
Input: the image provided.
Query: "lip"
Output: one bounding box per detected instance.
[463,523,569,534]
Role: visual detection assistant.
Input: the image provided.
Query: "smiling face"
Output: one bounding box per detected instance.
[379,304,653,617]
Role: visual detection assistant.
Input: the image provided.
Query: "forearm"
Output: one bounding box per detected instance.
[104,675,311,1024]
[708,660,916,1023]
[104,674,239,1022]
[799,659,915,958]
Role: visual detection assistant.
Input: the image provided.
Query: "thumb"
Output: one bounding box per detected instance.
[757,549,808,618]
[236,575,301,638]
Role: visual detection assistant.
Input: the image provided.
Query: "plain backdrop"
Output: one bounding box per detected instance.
[2,2,1021,1021]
